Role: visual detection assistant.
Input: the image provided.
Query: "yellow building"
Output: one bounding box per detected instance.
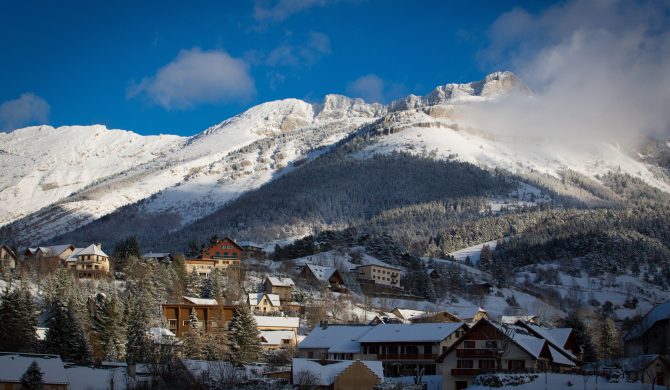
[65,243,110,278]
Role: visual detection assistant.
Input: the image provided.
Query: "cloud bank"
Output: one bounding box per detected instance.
[464,0,670,146]
[128,48,255,110]
[0,93,50,131]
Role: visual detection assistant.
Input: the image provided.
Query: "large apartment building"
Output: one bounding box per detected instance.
[355,264,401,288]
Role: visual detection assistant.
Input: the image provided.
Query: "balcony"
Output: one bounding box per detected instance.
[451,368,484,376]
[372,353,438,360]
[456,349,497,358]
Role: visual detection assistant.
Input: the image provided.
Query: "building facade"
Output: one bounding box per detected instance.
[355,264,401,288]
[162,297,236,337]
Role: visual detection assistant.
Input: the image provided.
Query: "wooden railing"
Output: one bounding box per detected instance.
[451,368,483,376]
[456,349,497,358]
[372,353,437,360]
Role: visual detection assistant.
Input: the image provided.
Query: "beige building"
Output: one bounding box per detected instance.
[65,243,110,278]
[292,358,383,390]
[248,292,281,313]
[356,264,401,288]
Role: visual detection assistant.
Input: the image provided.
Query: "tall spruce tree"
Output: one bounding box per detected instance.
[185,269,203,297]
[203,305,230,360]
[181,308,205,359]
[599,317,622,359]
[20,360,44,390]
[90,293,125,362]
[125,293,153,363]
[561,311,598,362]
[0,286,37,353]
[229,305,261,363]
[44,298,91,363]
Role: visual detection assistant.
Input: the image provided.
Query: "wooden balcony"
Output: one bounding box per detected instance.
[451,368,483,376]
[456,348,497,358]
[373,353,438,360]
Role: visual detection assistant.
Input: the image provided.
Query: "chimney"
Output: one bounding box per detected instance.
[95,243,102,249]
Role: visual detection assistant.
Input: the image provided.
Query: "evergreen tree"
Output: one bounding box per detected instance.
[90,293,125,362]
[0,287,37,353]
[20,361,43,390]
[203,306,230,360]
[201,277,214,299]
[185,269,203,297]
[112,236,141,272]
[44,298,91,363]
[599,317,622,359]
[229,305,261,363]
[561,311,598,362]
[125,293,153,363]
[181,308,205,359]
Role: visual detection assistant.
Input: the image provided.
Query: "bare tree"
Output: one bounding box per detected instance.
[294,369,320,390]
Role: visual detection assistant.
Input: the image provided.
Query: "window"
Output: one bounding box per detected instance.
[479,360,496,370]
[464,341,476,349]
[457,360,474,368]
[308,352,314,359]
[508,360,525,371]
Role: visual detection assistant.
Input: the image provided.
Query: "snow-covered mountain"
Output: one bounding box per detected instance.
[1,71,668,245]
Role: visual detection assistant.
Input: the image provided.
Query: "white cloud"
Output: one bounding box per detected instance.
[0,93,50,131]
[128,48,255,110]
[253,0,331,21]
[466,0,670,146]
[266,31,331,67]
[346,74,384,103]
[346,74,406,103]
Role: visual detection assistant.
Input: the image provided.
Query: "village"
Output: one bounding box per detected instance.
[0,237,668,390]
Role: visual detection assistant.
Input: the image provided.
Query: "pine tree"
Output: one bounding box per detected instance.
[185,269,203,298]
[90,293,125,362]
[44,298,91,364]
[125,293,153,363]
[201,277,214,299]
[181,308,205,359]
[203,306,230,360]
[20,360,43,390]
[229,305,261,363]
[561,311,598,362]
[599,317,622,359]
[0,286,37,353]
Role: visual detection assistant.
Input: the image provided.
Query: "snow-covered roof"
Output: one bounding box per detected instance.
[183,296,219,305]
[305,264,338,282]
[77,243,109,258]
[141,252,171,258]
[625,301,670,341]
[356,263,401,271]
[292,359,383,386]
[0,353,69,385]
[238,241,263,248]
[248,292,280,307]
[65,247,85,262]
[441,305,486,321]
[513,335,547,359]
[298,325,373,353]
[549,345,576,366]
[501,315,538,324]
[45,244,74,256]
[260,330,296,345]
[266,276,295,287]
[544,328,573,347]
[359,323,464,343]
[621,354,664,372]
[392,308,426,320]
[253,315,300,329]
[148,327,175,342]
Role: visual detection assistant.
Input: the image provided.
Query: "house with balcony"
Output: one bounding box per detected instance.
[436,319,576,390]
[65,243,110,278]
[355,264,401,288]
[162,296,236,337]
[299,264,345,290]
[185,237,243,276]
[24,244,75,270]
[358,322,467,377]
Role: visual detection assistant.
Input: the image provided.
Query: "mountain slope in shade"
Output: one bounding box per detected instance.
[1,71,668,247]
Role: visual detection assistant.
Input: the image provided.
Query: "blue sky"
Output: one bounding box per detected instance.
[0,1,572,135]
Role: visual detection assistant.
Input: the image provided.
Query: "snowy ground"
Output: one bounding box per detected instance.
[468,373,656,390]
[447,239,499,265]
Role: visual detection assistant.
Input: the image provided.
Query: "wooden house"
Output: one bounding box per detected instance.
[185,237,243,276]
[264,276,295,302]
[65,243,110,278]
[0,244,17,271]
[162,296,236,337]
[436,319,576,390]
[299,264,345,290]
[625,301,670,357]
[24,244,75,270]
